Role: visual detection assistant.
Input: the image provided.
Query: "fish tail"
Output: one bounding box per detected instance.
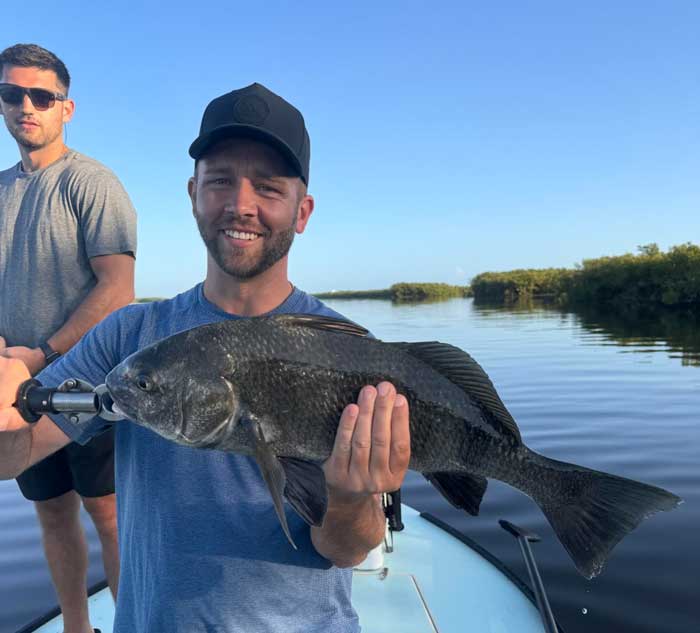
[526,453,681,578]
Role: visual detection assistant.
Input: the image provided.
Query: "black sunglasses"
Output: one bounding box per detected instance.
[0,83,67,110]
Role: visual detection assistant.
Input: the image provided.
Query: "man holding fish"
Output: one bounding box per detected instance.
[0,82,411,632]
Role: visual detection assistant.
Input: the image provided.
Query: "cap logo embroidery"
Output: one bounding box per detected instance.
[233,95,270,125]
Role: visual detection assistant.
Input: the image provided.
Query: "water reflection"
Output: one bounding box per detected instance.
[472,298,700,367]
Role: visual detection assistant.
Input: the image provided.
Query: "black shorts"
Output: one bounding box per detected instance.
[16,427,115,501]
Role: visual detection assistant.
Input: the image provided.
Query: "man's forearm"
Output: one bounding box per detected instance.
[49,278,134,353]
[0,359,70,477]
[0,417,32,479]
[311,493,386,568]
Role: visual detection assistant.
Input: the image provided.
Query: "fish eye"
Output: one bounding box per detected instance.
[136,374,155,392]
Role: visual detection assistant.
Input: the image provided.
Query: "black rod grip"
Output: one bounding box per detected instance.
[15,379,49,423]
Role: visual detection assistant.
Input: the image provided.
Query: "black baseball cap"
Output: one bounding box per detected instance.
[188,83,311,185]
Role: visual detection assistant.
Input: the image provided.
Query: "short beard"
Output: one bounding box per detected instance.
[8,123,54,151]
[197,214,297,280]
[15,136,43,150]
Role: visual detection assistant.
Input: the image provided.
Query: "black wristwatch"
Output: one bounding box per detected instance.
[39,341,61,365]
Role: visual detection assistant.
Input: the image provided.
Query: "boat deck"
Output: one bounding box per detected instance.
[19,505,546,633]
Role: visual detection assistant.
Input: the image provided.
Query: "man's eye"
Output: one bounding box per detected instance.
[257,183,280,194]
[207,178,230,186]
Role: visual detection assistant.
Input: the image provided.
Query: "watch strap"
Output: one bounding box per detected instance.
[39,341,61,365]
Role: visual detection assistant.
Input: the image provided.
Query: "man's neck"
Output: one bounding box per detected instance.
[203,261,295,317]
[20,140,68,172]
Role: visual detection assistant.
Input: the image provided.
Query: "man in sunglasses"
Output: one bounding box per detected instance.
[0,82,410,632]
[0,43,136,633]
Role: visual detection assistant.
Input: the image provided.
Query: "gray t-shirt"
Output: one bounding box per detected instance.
[0,150,137,348]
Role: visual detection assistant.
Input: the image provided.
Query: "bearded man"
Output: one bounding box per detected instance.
[0,82,409,632]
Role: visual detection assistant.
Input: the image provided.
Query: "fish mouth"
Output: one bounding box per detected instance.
[104,368,138,420]
[109,396,137,421]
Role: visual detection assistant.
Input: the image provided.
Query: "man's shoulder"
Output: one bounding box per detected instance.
[61,150,122,181]
[89,286,202,351]
[286,290,351,321]
[128,286,200,319]
[0,162,21,184]
[129,285,210,329]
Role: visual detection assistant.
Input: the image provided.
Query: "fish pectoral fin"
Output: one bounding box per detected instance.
[424,472,488,516]
[278,457,328,527]
[253,428,298,550]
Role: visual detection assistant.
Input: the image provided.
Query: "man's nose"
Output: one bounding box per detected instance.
[228,179,257,216]
[20,93,36,114]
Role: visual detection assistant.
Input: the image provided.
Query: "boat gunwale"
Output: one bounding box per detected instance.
[14,580,109,633]
[418,511,566,632]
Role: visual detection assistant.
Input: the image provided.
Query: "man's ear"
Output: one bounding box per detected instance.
[188,177,197,215]
[61,98,75,124]
[295,194,314,234]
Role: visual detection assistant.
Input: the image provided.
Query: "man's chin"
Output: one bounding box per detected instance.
[13,133,43,151]
[221,262,266,280]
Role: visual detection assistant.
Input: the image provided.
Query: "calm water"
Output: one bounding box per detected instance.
[1,298,698,632]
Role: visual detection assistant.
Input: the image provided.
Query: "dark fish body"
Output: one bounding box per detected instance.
[106,314,681,578]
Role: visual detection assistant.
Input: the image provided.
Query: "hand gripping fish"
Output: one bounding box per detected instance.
[103,314,681,578]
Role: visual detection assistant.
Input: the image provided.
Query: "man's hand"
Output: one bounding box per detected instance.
[324,382,410,502]
[311,381,410,567]
[0,338,45,376]
[0,356,31,431]
[0,356,72,478]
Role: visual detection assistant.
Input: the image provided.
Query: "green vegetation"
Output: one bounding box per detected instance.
[314,288,392,300]
[316,283,471,302]
[471,243,700,309]
[568,243,700,308]
[471,268,575,302]
[134,297,165,303]
[390,283,472,301]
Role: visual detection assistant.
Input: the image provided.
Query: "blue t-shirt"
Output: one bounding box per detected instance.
[38,284,360,633]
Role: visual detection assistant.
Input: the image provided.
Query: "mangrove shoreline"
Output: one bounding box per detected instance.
[137,243,700,313]
[314,243,700,312]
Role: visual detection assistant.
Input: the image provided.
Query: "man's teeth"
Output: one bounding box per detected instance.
[224,230,259,241]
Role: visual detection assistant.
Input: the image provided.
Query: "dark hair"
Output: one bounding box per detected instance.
[0,43,71,93]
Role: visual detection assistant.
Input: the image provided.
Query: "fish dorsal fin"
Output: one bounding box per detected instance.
[395,341,522,443]
[272,314,370,337]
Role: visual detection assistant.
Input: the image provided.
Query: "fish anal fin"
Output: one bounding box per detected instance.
[278,457,328,527]
[424,472,488,516]
[395,341,521,443]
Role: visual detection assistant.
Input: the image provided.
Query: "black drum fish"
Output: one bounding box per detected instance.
[105,314,681,578]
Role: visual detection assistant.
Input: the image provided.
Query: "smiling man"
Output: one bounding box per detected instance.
[0,43,137,633]
[189,138,311,310]
[0,82,410,632]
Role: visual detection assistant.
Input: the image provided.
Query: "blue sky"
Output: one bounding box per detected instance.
[2,2,698,298]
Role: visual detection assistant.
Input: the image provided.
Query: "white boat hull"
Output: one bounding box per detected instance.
[18,505,549,633]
